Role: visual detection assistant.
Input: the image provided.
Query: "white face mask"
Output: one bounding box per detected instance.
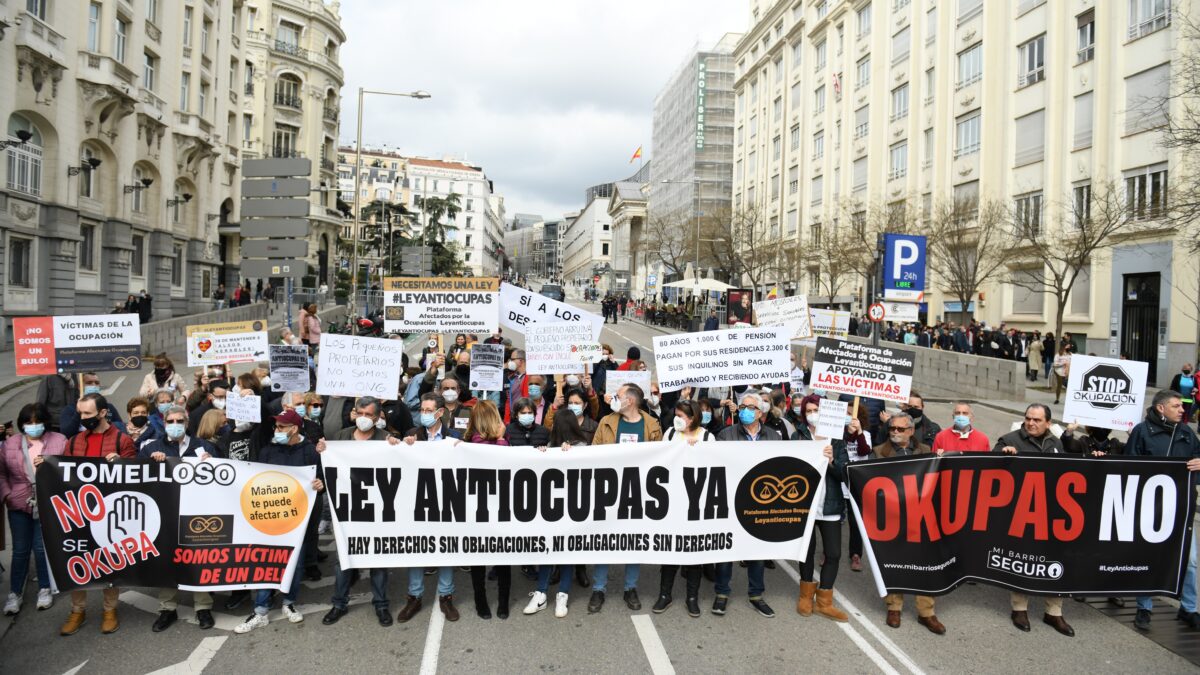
[355,416,376,432]
[648,394,660,407]
[375,418,387,430]
[610,396,623,413]
[442,389,459,403]
[566,375,580,386]
[507,360,517,371]
[673,416,688,432]
[212,398,227,410]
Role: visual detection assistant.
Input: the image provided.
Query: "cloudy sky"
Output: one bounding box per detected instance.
[339,1,748,219]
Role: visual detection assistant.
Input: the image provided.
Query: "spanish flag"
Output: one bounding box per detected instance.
[767,286,779,300]
[629,146,643,163]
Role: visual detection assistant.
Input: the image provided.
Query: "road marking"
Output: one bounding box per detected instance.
[145,636,228,674]
[631,614,676,675]
[102,376,126,396]
[61,662,88,675]
[776,560,926,675]
[417,602,445,675]
[836,622,901,675]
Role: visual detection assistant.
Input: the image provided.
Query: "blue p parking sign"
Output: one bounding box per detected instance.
[882,234,926,301]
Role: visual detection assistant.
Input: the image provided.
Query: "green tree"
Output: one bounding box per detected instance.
[415,193,464,275]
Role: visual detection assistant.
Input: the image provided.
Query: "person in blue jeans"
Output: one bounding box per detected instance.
[525,565,574,618]
[589,565,641,613]
[395,566,457,623]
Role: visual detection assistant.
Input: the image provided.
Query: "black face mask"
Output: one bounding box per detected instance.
[908,408,923,421]
[455,364,470,379]
[1184,369,1193,375]
[131,415,149,428]
[80,415,103,431]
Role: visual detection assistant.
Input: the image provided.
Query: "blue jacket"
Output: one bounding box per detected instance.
[138,436,217,459]
[1126,410,1200,458]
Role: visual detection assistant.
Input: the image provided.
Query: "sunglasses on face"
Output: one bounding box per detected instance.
[888,426,912,432]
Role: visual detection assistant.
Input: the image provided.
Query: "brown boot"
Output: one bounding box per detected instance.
[60,611,86,636]
[439,595,460,622]
[396,595,423,623]
[796,581,817,617]
[814,588,848,622]
[100,610,119,634]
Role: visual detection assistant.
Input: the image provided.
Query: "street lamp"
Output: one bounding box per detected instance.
[350,87,430,315]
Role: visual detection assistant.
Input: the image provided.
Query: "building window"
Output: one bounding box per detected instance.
[602,243,609,256]
[792,40,803,67]
[854,105,870,139]
[143,51,157,91]
[891,83,909,121]
[115,17,129,62]
[275,74,302,109]
[789,165,799,194]
[811,175,824,206]
[889,141,908,180]
[1129,0,1171,39]
[1070,265,1091,314]
[813,131,825,160]
[815,40,826,71]
[145,0,159,23]
[1014,109,1046,166]
[790,124,800,150]
[816,0,829,19]
[242,114,252,140]
[201,19,211,54]
[748,150,756,176]
[1018,35,1046,87]
[750,114,757,139]
[1073,182,1092,229]
[956,43,982,88]
[771,174,781,200]
[79,224,97,272]
[1077,10,1095,63]
[171,242,184,288]
[958,0,984,24]
[1013,192,1043,237]
[183,7,193,46]
[773,135,782,160]
[6,115,43,197]
[179,72,190,110]
[272,125,298,156]
[131,234,145,277]
[856,56,871,88]
[1125,163,1168,220]
[1074,93,1093,149]
[25,0,47,20]
[923,128,934,166]
[892,26,911,64]
[465,216,472,229]
[774,57,783,83]
[924,68,935,104]
[131,166,146,212]
[857,3,872,37]
[1125,64,1170,134]
[926,6,938,44]
[787,209,798,233]
[8,235,32,288]
[955,110,981,157]
[773,96,783,121]
[88,3,102,51]
[79,146,97,198]
[810,221,823,246]
[814,85,826,114]
[1011,269,1045,315]
[198,83,208,116]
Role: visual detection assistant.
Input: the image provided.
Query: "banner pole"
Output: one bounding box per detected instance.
[851,395,860,420]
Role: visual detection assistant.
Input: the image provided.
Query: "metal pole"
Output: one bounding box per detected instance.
[286,277,294,330]
[351,87,364,316]
[872,233,883,347]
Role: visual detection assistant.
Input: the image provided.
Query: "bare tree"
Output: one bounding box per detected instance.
[1008,180,1144,339]
[705,205,781,291]
[925,195,1014,324]
[801,218,860,307]
[1163,12,1200,249]
[639,211,694,280]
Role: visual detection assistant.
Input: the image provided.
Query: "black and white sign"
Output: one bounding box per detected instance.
[754,295,813,340]
[652,327,792,392]
[815,399,849,439]
[809,337,914,404]
[316,334,405,399]
[382,277,500,334]
[268,344,310,393]
[1063,355,1148,431]
[799,309,851,348]
[469,344,505,392]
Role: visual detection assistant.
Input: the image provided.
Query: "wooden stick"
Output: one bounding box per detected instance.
[851,395,860,420]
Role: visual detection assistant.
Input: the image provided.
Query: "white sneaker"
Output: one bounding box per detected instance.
[523,591,547,615]
[555,592,569,618]
[3,593,21,616]
[283,603,304,623]
[36,588,52,610]
[233,613,269,634]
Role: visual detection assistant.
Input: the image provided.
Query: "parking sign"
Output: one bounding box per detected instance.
[882,234,926,301]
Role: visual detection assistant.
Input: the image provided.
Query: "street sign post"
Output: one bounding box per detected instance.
[241,239,310,259]
[240,158,314,328]
[240,218,311,238]
[240,178,311,198]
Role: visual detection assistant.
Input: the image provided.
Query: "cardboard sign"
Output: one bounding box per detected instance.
[605,370,653,398]
[13,314,142,375]
[315,334,405,399]
[815,398,849,440]
[810,338,915,404]
[382,277,500,334]
[469,343,505,392]
[526,323,590,375]
[799,309,851,348]
[186,320,269,367]
[1063,355,1148,432]
[499,283,604,340]
[653,326,791,392]
[755,295,814,340]
[225,393,262,423]
[268,344,311,393]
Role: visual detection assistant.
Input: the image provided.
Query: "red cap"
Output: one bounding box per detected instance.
[274,409,304,427]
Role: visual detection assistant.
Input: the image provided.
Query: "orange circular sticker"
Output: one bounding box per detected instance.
[240,471,308,536]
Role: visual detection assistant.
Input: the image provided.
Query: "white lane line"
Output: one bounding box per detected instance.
[144,636,228,674]
[836,623,902,675]
[102,376,126,396]
[631,614,676,675]
[776,560,926,675]
[417,602,445,675]
[61,661,88,675]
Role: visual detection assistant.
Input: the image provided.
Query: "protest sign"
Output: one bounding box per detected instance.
[323,439,827,566]
[727,289,754,326]
[316,334,405,399]
[13,314,142,375]
[799,309,850,348]
[499,283,604,339]
[186,320,269,367]
[755,295,813,340]
[225,393,262,423]
[810,337,914,404]
[880,301,919,323]
[526,322,590,375]
[1063,355,1148,432]
[37,457,315,591]
[468,343,504,391]
[382,277,500,334]
[846,453,1196,597]
[268,344,310,393]
[605,370,653,397]
[815,399,849,439]
[652,327,791,392]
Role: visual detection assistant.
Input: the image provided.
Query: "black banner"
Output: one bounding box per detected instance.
[846,454,1196,596]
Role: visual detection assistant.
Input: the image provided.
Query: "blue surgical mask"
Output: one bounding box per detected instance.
[812,389,827,398]
[954,415,971,429]
[792,406,804,417]
[84,385,101,395]
[272,431,290,444]
[701,411,713,425]
[310,407,322,419]
[420,412,437,428]
[528,384,542,399]
[23,424,45,439]
[518,413,535,427]
[738,408,757,425]
[165,423,186,440]
[845,415,853,426]
[157,403,172,415]
[294,405,306,418]
[567,403,584,416]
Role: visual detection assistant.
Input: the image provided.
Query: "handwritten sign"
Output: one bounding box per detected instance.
[526,323,589,375]
[755,295,813,340]
[815,398,848,440]
[604,370,653,398]
[225,393,262,423]
[315,334,405,399]
[498,283,604,340]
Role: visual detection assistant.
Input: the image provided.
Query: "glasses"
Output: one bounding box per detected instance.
[888,426,912,432]
[651,391,661,396]
[737,404,758,411]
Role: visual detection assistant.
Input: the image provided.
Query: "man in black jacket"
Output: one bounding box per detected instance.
[36,373,77,432]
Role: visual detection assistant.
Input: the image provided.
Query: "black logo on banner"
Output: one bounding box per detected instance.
[179,515,234,546]
[1077,363,1136,410]
[735,456,822,542]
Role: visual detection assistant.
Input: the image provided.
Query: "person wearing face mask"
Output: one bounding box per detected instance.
[784,393,808,436]
[60,373,126,435]
[504,350,529,423]
[544,374,598,426]
[548,389,599,447]
[186,380,229,437]
[438,376,475,436]
[403,393,464,443]
[879,392,941,448]
[591,343,618,396]
[518,375,551,424]
[216,388,262,464]
[0,403,66,616]
[125,396,160,451]
[654,400,714,618]
[1169,362,1198,423]
[931,402,991,453]
[698,399,722,437]
[505,397,552,447]
[35,372,79,433]
[458,401,514,620]
[138,406,218,633]
[298,392,326,444]
[233,410,325,634]
[1061,421,1125,456]
[147,388,177,438]
[60,393,135,636]
[139,354,186,398]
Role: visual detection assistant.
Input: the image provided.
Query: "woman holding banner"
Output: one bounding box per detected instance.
[792,395,850,623]
[548,390,599,447]
[463,401,514,620]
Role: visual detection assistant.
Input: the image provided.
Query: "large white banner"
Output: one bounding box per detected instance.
[755,295,813,340]
[316,333,405,399]
[652,326,792,392]
[499,283,604,340]
[382,277,500,334]
[323,439,827,567]
[1063,355,1148,431]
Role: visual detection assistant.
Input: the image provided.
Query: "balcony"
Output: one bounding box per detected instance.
[15,10,68,68]
[320,158,336,172]
[274,92,303,109]
[1129,12,1170,40]
[269,146,304,159]
[323,106,339,122]
[273,39,308,59]
[955,73,982,91]
[244,82,254,96]
[1017,68,1044,88]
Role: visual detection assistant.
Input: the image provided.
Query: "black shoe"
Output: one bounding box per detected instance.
[497,604,509,620]
[305,565,322,582]
[152,610,177,632]
[711,595,728,615]
[686,596,701,617]
[1107,597,1126,608]
[322,607,349,625]
[223,590,249,610]
[652,594,672,613]
[764,560,776,569]
[521,566,538,581]
[624,589,641,611]
[575,566,592,588]
[1177,608,1200,629]
[1134,608,1152,631]
[588,591,605,614]
[196,610,214,630]
[749,598,775,618]
[476,602,492,620]
[376,607,393,627]
[317,550,329,562]
[424,567,437,576]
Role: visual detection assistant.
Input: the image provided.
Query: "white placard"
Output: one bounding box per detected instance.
[652,326,792,392]
[268,344,311,393]
[1063,355,1148,432]
[881,301,920,323]
[809,337,915,404]
[382,277,500,334]
[468,343,505,392]
[755,295,813,340]
[52,314,141,346]
[499,283,604,340]
[225,393,262,423]
[799,309,851,348]
[315,333,405,399]
[526,322,589,375]
[605,370,653,397]
[815,398,848,440]
[187,331,269,367]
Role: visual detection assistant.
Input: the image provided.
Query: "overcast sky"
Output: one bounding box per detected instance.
[339,1,748,220]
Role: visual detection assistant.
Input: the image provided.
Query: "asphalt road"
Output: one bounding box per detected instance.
[0,302,1195,674]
